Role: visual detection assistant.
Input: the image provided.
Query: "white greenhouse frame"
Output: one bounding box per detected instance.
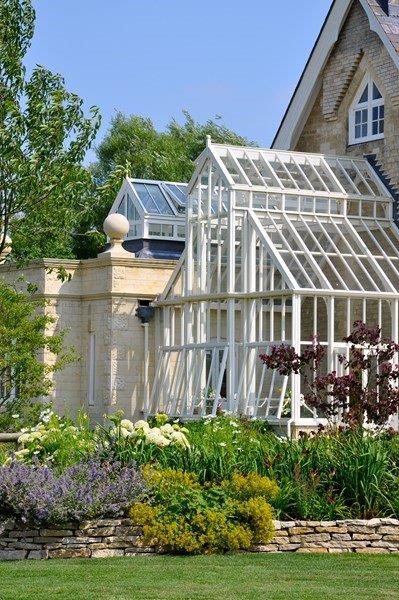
[149,140,399,432]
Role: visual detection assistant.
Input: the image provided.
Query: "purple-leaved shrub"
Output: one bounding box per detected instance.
[0,456,144,524]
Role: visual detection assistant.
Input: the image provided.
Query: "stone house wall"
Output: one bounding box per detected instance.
[296,0,399,194]
[0,257,176,420]
[0,518,398,560]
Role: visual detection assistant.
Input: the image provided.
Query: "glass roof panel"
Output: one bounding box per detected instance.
[134,183,174,215]
[163,183,188,206]
[212,146,390,198]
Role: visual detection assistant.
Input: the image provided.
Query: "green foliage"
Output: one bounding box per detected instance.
[87,112,255,243]
[14,407,96,469]
[0,279,74,409]
[0,0,100,261]
[130,467,276,554]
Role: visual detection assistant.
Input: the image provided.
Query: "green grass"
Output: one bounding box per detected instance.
[0,554,398,600]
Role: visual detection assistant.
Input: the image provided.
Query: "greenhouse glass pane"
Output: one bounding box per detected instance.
[134,183,160,213]
[164,183,187,205]
[145,184,174,214]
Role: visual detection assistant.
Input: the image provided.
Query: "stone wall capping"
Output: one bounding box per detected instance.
[1,518,399,560]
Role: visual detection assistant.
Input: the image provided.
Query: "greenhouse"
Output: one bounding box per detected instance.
[109,177,187,258]
[149,139,399,432]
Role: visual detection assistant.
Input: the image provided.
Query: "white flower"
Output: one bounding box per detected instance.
[145,430,170,447]
[219,442,227,447]
[120,427,131,439]
[229,421,238,427]
[120,419,135,432]
[170,430,190,449]
[18,433,32,445]
[134,420,150,432]
[12,414,20,419]
[160,423,174,435]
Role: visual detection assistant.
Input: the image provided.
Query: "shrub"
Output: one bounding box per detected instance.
[130,467,277,554]
[0,455,144,524]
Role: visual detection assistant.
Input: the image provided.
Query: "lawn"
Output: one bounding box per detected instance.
[0,554,398,600]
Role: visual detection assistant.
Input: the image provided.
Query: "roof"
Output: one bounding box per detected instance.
[166,142,399,299]
[126,178,188,216]
[272,0,399,150]
[369,1,399,51]
[189,143,392,199]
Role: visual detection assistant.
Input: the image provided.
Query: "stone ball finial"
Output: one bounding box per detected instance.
[103,213,129,240]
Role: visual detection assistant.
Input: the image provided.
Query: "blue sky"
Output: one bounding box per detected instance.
[27,0,332,163]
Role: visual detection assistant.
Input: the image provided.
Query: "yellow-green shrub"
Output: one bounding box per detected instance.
[220,472,279,501]
[130,468,277,554]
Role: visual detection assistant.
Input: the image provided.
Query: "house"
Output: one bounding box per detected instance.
[273,0,399,203]
[1,0,399,433]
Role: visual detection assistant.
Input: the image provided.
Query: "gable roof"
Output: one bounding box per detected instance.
[272,0,399,150]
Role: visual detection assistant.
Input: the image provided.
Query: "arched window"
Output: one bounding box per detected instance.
[349,73,384,145]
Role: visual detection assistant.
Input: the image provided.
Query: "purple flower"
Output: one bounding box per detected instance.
[0,456,144,524]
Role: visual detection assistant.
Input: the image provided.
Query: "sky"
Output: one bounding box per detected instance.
[26,0,332,164]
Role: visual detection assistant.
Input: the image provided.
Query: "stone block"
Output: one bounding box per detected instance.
[378,526,399,535]
[250,545,279,552]
[353,534,382,541]
[0,550,27,560]
[8,530,39,538]
[273,537,290,545]
[297,548,328,553]
[48,548,91,559]
[289,527,314,535]
[356,548,390,554]
[331,534,351,541]
[28,550,49,560]
[278,544,301,552]
[40,529,73,537]
[290,533,331,543]
[382,535,399,542]
[81,519,121,529]
[91,549,124,558]
[124,547,156,554]
[88,543,108,550]
[114,526,142,536]
[77,527,115,537]
[316,526,347,534]
[62,537,99,545]
[0,519,15,534]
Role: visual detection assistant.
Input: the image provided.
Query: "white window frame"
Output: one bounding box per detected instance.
[349,73,384,145]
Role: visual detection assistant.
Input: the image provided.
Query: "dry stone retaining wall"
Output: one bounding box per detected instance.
[1,518,399,559]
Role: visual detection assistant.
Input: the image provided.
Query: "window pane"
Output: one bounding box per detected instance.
[355,111,361,124]
[362,123,367,137]
[379,119,384,134]
[359,84,368,103]
[355,124,361,139]
[162,225,173,237]
[176,225,185,238]
[372,83,382,100]
[372,121,378,135]
[149,223,161,236]
[372,106,378,120]
[117,195,127,217]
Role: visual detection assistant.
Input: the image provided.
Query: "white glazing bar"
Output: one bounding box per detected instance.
[291,294,302,424]
[227,190,236,410]
[344,218,396,293]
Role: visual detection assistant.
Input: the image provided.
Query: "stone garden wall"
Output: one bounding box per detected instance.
[1,518,399,560]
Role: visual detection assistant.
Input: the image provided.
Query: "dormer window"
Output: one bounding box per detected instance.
[349,74,384,145]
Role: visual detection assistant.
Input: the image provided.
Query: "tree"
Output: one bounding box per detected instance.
[94,111,255,184]
[0,279,73,409]
[87,111,256,243]
[0,0,101,262]
[260,321,399,429]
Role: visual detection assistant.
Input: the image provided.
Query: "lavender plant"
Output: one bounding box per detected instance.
[0,455,144,524]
